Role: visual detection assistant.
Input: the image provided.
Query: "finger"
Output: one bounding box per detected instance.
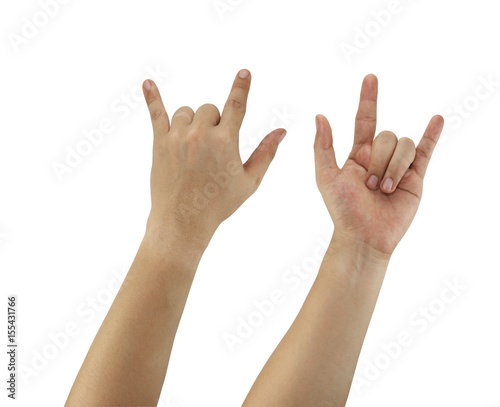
[193,103,221,126]
[412,115,444,178]
[143,79,170,135]
[314,114,339,185]
[170,106,194,129]
[244,128,286,189]
[219,69,251,133]
[380,137,416,193]
[352,74,378,153]
[365,131,398,190]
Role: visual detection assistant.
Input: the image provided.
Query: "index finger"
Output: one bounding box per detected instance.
[219,69,251,133]
[412,115,444,178]
[352,74,378,152]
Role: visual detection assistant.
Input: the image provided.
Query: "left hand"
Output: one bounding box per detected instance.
[143,69,287,248]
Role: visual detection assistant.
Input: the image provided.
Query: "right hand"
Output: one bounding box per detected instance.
[314,74,444,258]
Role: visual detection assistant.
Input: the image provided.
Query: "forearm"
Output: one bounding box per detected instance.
[242,233,390,407]
[66,228,206,406]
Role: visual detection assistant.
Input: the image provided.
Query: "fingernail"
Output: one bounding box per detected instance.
[366,175,378,189]
[238,69,250,79]
[315,115,320,130]
[382,178,394,192]
[143,80,152,91]
[278,130,287,144]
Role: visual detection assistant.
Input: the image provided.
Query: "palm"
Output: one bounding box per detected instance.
[323,157,422,255]
[315,75,443,256]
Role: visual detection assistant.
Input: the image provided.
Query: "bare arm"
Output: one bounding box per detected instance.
[65,230,205,406]
[243,234,389,406]
[242,74,444,406]
[65,70,286,406]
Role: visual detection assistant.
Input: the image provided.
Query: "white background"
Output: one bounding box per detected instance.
[1,0,500,406]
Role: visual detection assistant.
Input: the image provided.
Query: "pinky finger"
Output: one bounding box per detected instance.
[412,115,444,178]
[143,79,170,136]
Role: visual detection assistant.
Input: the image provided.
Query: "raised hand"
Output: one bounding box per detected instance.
[144,69,286,247]
[66,70,286,407]
[314,74,444,257]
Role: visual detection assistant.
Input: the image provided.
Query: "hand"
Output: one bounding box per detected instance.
[143,69,286,247]
[314,74,444,258]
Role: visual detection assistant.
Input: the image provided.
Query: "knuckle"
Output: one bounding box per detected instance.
[376,130,397,143]
[166,131,183,150]
[232,82,248,92]
[215,131,231,143]
[167,130,181,142]
[175,106,194,116]
[356,114,376,123]
[420,138,434,155]
[417,145,432,160]
[200,103,218,112]
[399,137,415,148]
[196,103,219,117]
[151,108,166,121]
[188,124,205,139]
[146,95,160,108]
[250,175,262,191]
[227,98,245,110]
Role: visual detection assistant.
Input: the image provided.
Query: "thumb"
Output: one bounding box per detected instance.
[314,114,339,183]
[243,128,286,188]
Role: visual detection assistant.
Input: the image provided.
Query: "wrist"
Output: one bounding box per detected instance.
[143,219,211,268]
[326,230,391,275]
[124,225,204,313]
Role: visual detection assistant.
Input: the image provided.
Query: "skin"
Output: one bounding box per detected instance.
[65,69,286,406]
[66,71,443,406]
[241,74,444,406]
